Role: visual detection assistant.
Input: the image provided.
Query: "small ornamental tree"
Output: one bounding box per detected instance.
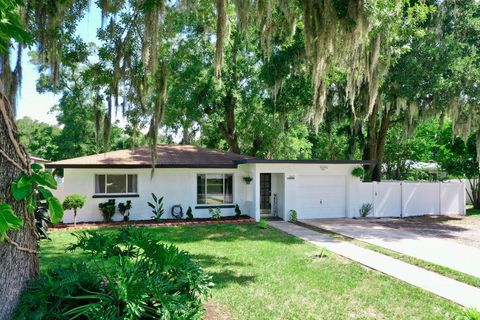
[62,194,87,226]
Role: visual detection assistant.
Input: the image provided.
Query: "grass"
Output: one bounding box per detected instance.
[297,221,480,289]
[41,223,462,319]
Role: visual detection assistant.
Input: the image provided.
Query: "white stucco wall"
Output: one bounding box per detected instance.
[54,167,251,223]
[240,163,358,221]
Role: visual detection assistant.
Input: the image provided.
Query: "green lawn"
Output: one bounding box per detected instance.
[41,223,462,319]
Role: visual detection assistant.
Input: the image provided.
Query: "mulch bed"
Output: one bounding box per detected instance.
[51,215,256,231]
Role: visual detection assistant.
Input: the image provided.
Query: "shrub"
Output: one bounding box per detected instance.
[209,208,221,220]
[359,203,373,218]
[15,227,213,320]
[98,199,116,222]
[118,200,132,222]
[186,206,194,221]
[258,219,268,229]
[148,193,164,221]
[351,167,365,178]
[234,204,242,217]
[62,194,87,226]
[289,209,298,223]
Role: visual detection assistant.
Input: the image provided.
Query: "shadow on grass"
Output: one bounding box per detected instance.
[40,223,297,289]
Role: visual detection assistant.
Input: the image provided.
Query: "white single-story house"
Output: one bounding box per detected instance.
[46,144,378,223]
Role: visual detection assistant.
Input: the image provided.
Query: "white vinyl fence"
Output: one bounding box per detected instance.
[355,181,465,218]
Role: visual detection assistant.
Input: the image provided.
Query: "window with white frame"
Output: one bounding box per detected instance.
[95,174,138,194]
[197,174,233,205]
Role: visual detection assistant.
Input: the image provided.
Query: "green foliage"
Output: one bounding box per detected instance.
[382,120,443,181]
[234,204,241,217]
[186,206,194,221]
[118,200,132,221]
[437,123,480,208]
[62,194,87,225]
[16,117,61,161]
[98,199,116,222]
[351,167,365,178]
[62,194,86,211]
[0,164,63,241]
[208,208,221,220]
[359,203,373,218]
[0,0,32,53]
[455,308,480,320]
[15,227,212,319]
[0,204,23,241]
[257,220,268,229]
[289,210,298,223]
[148,193,164,221]
[47,198,64,224]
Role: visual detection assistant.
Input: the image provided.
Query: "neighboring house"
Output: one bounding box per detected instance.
[46,144,373,223]
[30,156,50,168]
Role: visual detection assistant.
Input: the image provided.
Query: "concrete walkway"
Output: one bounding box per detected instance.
[268,221,480,309]
[301,219,480,279]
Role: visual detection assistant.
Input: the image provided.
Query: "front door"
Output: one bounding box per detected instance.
[260,173,271,214]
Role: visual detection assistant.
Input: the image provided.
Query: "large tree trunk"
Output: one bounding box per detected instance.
[218,31,240,154]
[218,90,239,153]
[0,95,37,320]
[363,104,392,182]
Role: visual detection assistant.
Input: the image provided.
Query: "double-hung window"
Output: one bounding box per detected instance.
[95,174,138,194]
[197,174,233,205]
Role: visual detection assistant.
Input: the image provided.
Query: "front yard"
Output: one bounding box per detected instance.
[41,223,461,319]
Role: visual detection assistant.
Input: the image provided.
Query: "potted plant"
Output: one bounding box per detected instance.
[243,176,253,184]
[118,200,132,222]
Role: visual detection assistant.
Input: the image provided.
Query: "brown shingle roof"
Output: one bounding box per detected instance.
[45,145,257,169]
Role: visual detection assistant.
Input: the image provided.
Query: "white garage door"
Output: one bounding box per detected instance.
[297,175,346,219]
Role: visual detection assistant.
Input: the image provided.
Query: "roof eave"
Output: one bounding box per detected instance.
[45,163,239,169]
[234,159,378,165]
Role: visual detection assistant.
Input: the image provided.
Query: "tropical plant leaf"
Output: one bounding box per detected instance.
[151,193,157,203]
[147,202,156,209]
[0,203,23,241]
[48,197,64,224]
[31,163,42,172]
[11,177,32,200]
[33,171,57,189]
[27,196,36,214]
[38,187,53,201]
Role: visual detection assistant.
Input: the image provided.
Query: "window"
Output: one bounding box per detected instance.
[197,174,233,205]
[95,174,137,194]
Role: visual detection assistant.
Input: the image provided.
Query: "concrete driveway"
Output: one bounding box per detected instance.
[301,216,480,279]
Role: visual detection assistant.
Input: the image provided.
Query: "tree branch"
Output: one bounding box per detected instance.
[4,235,39,255]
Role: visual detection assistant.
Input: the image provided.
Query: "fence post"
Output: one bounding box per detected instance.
[400,181,404,218]
[438,182,442,215]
